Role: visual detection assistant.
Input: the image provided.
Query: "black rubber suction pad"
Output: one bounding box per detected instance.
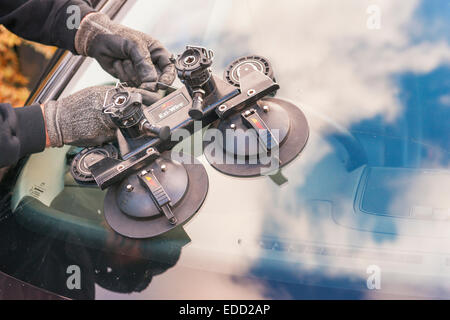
[203,97,309,177]
[104,152,208,239]
[71,145,119,185]
[224,55,275,88]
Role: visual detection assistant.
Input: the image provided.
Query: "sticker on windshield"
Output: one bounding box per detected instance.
[29,182,47,200]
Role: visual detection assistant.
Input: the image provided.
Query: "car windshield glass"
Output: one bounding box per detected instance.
[1,0,449,299]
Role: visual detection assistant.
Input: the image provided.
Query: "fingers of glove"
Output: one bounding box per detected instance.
[88,34,151,88]
[88,34,129,61]
[158,63,176,87]
[139,81,158,92]
[107,59,139,87]
[88,34,131,81]
[51,86,119,147]
[129,88,163,106]
[122,59,140,87]
[112,60,131,84]
[95,56,120,80]
[92,30,173,90]
[147,40,172,67]
[148,42,176,86]
[123,39,158,90]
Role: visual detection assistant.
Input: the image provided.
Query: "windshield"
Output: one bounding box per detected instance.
[1,0,449,299]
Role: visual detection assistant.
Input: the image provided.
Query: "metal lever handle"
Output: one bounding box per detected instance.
[142,122,171,141]
[138,170,177,225]
[241,108,279,151]
[188,89,206,120]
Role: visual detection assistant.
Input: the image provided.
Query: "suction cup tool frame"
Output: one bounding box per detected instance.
[204,97,309,177]
[104,152,208,239]
[224,55,275,88]
[70,145,119,185]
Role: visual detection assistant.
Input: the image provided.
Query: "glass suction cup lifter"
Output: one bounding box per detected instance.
[102,82,170,141]
[172,46,215,120]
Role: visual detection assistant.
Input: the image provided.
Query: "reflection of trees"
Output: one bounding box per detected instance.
[0,26,55,107]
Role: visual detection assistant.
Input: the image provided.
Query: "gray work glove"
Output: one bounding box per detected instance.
[44,85,160,147]
[75,12,176,91]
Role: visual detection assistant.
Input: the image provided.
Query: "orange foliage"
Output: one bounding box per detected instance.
[0,26,56,107]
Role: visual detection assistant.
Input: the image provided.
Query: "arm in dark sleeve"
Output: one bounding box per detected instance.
[0,0,95,53]
[0,104,46,168]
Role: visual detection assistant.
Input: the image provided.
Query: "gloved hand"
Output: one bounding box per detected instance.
[74,12,176,91]
[43,85,160,147]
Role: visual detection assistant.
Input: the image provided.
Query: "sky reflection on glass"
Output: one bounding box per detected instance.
[7,0,450,299]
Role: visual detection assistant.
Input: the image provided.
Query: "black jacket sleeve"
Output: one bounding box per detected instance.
[0,103,46,168]
[0,0,95,53]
